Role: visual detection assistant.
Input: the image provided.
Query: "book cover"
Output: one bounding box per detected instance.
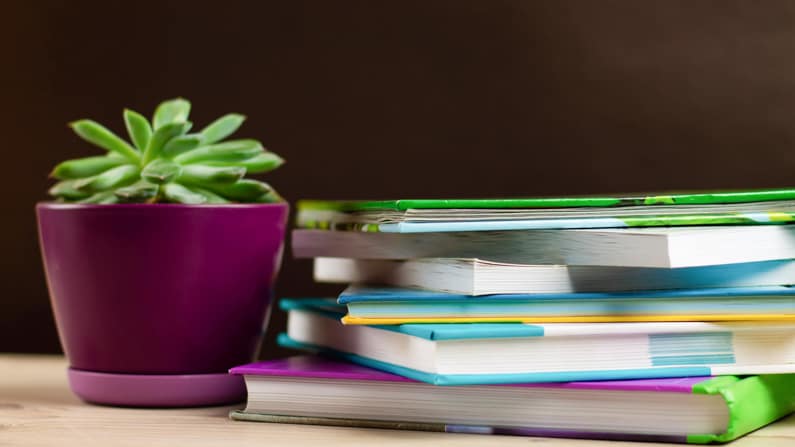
[297,188,795,232]
[230,356,795,444]
[338,285,795,324]
[279,298,795,385]
[298,188,795,211]
[303,214,795,233]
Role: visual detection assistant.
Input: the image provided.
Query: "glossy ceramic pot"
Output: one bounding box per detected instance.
[36,202,288,406]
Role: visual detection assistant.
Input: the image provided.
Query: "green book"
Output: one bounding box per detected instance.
[297,187,795,232]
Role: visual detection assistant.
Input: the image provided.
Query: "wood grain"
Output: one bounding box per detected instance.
[1,354,793,447]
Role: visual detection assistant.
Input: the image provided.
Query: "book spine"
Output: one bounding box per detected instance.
[687,375,795,443]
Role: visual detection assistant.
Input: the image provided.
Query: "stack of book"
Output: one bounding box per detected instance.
[231,189,795,443]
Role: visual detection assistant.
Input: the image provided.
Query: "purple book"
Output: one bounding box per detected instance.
[230,355,795,444]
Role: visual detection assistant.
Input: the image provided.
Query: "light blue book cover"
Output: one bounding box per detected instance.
[337,285,795,324]
[338,285,795,303]
[376,214,795,233]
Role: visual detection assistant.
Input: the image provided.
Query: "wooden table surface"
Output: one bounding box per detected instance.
[2,354,794,447]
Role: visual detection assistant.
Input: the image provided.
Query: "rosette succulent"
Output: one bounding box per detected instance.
[49,98,283,204]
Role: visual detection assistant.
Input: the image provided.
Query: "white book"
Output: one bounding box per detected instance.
[314,257,795,295]
[292,226,795,268]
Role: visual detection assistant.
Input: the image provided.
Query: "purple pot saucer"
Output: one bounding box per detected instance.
[68,368,246,408]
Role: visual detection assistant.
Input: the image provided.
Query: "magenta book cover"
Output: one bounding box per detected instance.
[230,355,708,392]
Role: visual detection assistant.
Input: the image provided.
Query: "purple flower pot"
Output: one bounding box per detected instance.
[36,202,288,407]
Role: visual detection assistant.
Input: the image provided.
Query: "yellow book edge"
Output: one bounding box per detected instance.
[342,314,795,325]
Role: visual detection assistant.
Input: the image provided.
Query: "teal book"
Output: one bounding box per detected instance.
[296,187,795,232]
[229,355,795,444]
[278,298,795,385]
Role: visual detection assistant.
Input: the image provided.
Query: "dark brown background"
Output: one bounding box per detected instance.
[4,1,795,356]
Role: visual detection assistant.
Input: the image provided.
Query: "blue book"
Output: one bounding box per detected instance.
[278,298,795,385]
[337,285,795,324]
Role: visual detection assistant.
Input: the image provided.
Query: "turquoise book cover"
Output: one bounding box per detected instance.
[278,298,795,386]
[338,285,795,324]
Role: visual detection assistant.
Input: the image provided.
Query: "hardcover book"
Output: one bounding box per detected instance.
[229,355,795,444]
[316,257,795,295]
[293,225,795,268]
[337,285,795,324]
[296,188,795,232]
[279,298,795,385]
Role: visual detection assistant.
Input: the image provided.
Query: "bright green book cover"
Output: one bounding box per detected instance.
[298,187,795,211]
[689,374,795,443]
[297,187,795,232]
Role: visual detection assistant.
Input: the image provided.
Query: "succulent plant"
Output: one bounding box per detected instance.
[49,98,283,204]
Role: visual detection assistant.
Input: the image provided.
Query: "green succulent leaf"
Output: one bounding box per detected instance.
[141,159,182,184]
[114,181,159,202]
[69,120,140,163]
[203,179,271,201]
[179,165,246,185]
[123,109,152,151]
[51,156,128,180]
[173,139,264,165]
[74,164,140,192]
[153,98,191,129]
[255,189,282,203]
[48,180,93,200]
[207,152,284,174]
[77,191,120,204]
[161,134,204,159]
[142,121,191,164]
[184,186,230,204]
[200,113,246,144]
[162,182,207,204]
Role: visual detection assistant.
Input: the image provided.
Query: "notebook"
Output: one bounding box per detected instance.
[229,356,795,444]
[338,285,795,324]
[296,188,795,232]
[315,257,795,295]
[293,225,795,268]
[279,298,795,385]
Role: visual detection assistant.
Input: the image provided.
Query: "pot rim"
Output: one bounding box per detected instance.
[36,201,289,211]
